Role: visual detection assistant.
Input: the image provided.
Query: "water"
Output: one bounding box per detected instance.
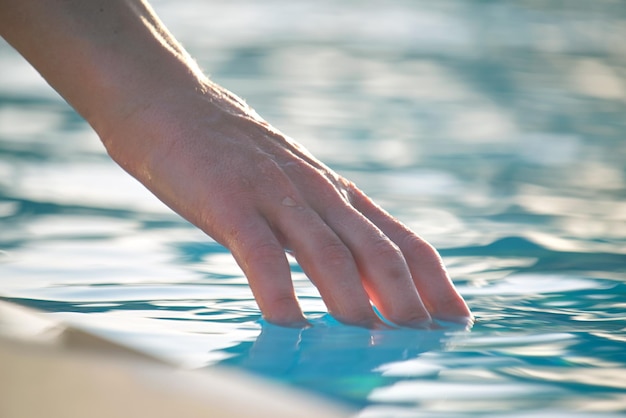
[1,0,625,416]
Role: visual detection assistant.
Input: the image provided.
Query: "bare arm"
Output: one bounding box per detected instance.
[0,0,471,327]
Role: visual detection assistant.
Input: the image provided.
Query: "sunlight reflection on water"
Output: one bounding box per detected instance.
[1,0,626,416]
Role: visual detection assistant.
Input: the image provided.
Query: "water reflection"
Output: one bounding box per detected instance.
[217,316,460,407]
[1,0,626,416]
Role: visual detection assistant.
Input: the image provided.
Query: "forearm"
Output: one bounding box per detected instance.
[0,0,266,182]
[0,0,216,141]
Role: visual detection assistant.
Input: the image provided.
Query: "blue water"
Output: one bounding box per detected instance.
[1,0,626,416]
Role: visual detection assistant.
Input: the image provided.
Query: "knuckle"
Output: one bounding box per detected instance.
[280,158,308,175]
[250,240,285,259]
[371,236,403,259]
[318,240,353,267]
[256,157,283,177]
[243,240,286,267]
[369,237,410,280]
[400,234,438,259]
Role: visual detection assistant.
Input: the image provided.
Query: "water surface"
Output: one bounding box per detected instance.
[1,1,625,416]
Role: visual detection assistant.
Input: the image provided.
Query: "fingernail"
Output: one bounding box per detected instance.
[264,317,311,329]
[434,314,475,329]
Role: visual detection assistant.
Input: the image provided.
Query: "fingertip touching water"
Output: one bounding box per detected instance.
[1,0,625,416]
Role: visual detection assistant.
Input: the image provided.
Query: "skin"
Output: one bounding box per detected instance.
[0,0,472,328]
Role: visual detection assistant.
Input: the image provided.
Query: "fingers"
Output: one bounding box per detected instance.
[349,187,473,323]
[225,213,308,327]
[208,154,380,328]
[209,146,469,328]
[270,202,383,328]
[314,201,433,327]
[261,162,431,328]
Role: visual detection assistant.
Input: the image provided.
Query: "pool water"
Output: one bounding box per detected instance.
[1,0,625,416]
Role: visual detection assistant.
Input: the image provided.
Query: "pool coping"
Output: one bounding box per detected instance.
[0,300,352,418]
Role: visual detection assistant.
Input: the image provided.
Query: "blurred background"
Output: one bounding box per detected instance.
[1,0,625,416]
[1,0,625,254]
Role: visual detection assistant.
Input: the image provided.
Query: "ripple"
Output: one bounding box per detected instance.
[461,273,603,296]
[368,380,561,403]
[2,1,626,416]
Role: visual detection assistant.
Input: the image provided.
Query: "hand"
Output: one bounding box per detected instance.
[0,0,471,328]
[102,82,472,327]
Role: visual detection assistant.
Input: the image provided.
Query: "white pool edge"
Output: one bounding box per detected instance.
[0,300,353,418]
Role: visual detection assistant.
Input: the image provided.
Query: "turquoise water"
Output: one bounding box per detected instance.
[1,0,626,416]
